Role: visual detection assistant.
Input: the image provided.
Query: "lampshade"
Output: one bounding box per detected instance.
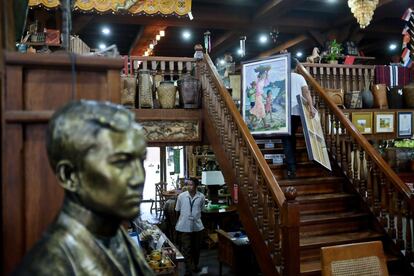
[201,171,225,185]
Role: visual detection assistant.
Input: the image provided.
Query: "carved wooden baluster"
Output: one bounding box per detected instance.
[261,185,270,240]
[326,66,331,88]
[341,123,347,170]
[168,61,174,81]
[396,195,404,249]
[256,174,264,228]
[151,60,158,101]
[274,207,281,266]
[405,208,413,261]
[386,181,396,239]
[266,192,275,248]
[186,61,192,74]
[353,142,359,188]
[359,147,366,197]
[345,67,350,94]
[335,117,341,162]
[339,67,344,91]
[142,60,148,71]
[177,61,183,79]
[358,68,363,91]
[379,174,388,227]
[347,137,353,178]
[372,166,381,217]
[319,66,325,90]
[160,61,166,80]
[352,67,357,92]
[366,156,373,206]
[330,112,336,153]
[333,67,338,88]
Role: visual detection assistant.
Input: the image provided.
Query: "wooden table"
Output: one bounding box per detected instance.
[216,229,258,275]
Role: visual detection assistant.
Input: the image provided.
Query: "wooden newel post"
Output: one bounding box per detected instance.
[281,186,300,276]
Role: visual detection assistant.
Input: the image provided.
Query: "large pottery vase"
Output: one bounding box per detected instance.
[361,88,374,108]
[177,74,201,108]
[403,82,414,108]
[157,81,177,108]
[387,86,404,109]
[138,69,153,108]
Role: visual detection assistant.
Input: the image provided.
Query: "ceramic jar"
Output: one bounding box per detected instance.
[138,69,153,108]
[177,74,201,108]
[387,86,404,109]
[157,81,177,108]
[403,82,414,108]
[120,76,136,107]
[361,88,374,108]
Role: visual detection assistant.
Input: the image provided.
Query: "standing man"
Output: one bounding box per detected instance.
[175,178,205,275]
[283,58,316,179]
[14,100,154,275]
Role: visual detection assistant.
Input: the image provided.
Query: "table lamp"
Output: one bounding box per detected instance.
[201,171,225,203]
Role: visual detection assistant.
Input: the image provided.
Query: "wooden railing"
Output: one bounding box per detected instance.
[198,54,300,275]
[297,63,414,264]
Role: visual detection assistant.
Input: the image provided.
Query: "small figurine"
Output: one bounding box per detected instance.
[306,47,320,63]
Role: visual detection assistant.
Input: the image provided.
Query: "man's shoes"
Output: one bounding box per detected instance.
[287,170,296,179]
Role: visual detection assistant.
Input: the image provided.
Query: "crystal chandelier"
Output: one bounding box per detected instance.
[348,0,379,29]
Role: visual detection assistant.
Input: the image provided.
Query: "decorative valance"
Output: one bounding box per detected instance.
[28,0,192,16]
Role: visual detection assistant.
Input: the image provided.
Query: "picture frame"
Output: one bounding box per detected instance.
[242,53,291,135]
[298,95,331,171]
[351,112,373,134]
[374,112,395,133]
[397,112,413,138]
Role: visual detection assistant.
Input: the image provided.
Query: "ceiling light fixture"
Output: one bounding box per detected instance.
[259,34,268,44]
[98,43,106,50]
[296,52,303,58]
[389,43,397,51]
[102,27,110,35]
[348,0,378,29]
[182,31,191,40]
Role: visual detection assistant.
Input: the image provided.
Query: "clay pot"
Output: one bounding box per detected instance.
[177,74,201,108]
[138,69,153,108]
[403,82,414,108]
[157,81,177,108]
[361,88,374,108]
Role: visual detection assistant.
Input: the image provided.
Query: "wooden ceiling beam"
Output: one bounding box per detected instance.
[258,34,309,58]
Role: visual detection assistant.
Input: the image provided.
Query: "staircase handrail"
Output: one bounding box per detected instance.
[297,62,414,208]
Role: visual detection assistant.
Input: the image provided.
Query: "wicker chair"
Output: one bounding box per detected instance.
[321,241,389,276]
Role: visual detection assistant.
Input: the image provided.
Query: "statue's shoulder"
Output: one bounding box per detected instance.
[13,223,75,275]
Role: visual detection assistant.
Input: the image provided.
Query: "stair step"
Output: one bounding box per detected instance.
[300,211,371,237]
[297,193,357,215]
[300,230,383,250]
[261,146,307,153]
[278,176,344,195]
[270,162,332,179]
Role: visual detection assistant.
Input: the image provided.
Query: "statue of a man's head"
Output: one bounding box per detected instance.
[46,100,146,220]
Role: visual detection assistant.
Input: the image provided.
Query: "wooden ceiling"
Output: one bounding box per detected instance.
[71,0,411,63]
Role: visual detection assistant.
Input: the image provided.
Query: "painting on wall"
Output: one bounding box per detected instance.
[298,95,331,171]
[352,112,373,134]
[242,53,291,135]
[397,112,413,138]
[374,112,395,133]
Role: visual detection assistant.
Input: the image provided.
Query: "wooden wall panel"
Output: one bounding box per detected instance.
[3,125,24,274]
[2,53,123,275]
[24,69,73,110]
[24,125,63,250]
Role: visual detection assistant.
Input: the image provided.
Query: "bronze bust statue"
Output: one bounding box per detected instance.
[14,100,154,275]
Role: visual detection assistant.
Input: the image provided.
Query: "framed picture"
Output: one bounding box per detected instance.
[374,112,395,133]
[298,95,331,171]
[242,53,291,135]
[397,112,413,138]
[351,112,373,134]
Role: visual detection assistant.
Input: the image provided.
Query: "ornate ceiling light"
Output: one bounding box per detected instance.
[348,0,379,29]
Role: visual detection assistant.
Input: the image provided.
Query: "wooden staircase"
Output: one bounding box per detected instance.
[257,135,404,275]
[198,53,414,275]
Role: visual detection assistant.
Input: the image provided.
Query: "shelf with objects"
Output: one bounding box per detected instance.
[131,220,184,275]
